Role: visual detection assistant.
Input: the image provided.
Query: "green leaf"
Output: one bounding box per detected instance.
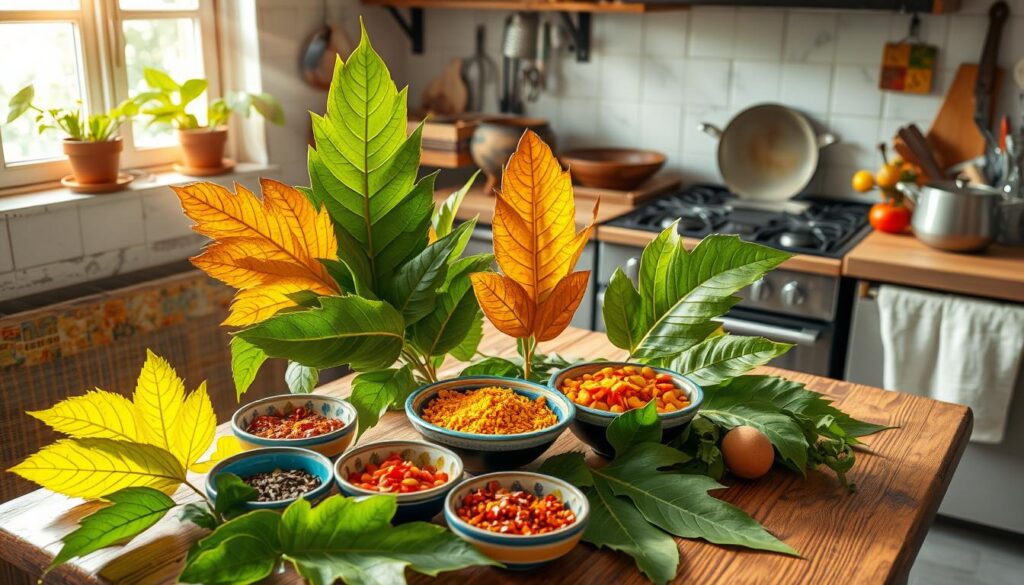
[213,473,258,519]
[409,252,492,357]
[349,366,416,440]
[179,79,208,107]
[229,337,267,400]
[606,400,661,456]
[143,68,179,91]
[698,403,808,471]
[285,361,320,394]
[449,313,483,361]
[668,335,792,386]
[181,533,280,585]
[602,267,644,352]
[459,356,521,378]
[432,171,479,239]
[181,503,219,531]
[251,92,285,125]
[185,509,282,565]
[385,220,474,324]
[236,296,405,371]
[601,444,797,556]
[6,84,34,124]
[51,487,175,570]
[538,451,594,487]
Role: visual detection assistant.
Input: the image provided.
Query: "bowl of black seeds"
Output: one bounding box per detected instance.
[205,446,334,510]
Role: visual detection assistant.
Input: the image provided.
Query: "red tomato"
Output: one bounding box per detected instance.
[868,201,911,234]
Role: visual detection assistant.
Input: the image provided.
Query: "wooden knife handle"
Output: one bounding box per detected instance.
[975,2,1009,114]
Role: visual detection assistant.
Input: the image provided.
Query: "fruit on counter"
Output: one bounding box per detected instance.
[851,170,875,193]
[874,143,901,189]
[868,200,912,234]
[347,452,450,493]
[721,425,774,480]
[558,365,691,414]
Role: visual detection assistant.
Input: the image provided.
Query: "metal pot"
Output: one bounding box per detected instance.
[897,179,1003,252]
[700,103,835,201]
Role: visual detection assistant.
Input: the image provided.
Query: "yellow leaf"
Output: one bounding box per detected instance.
[9,438,185,499]
[134,350,185,452]
[222,279,318,326]
[27,390,141,442]
[472,130,596,342]
[190,436,243,473]
[173,178,341,326]
[172,382,216,468]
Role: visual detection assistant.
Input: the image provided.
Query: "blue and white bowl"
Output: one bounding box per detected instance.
[444,471,589,570]
[335,440,463,523]
[205,446,334,511]
[405,376,575,474]
[231,394,357,458]
[548,361,704,457]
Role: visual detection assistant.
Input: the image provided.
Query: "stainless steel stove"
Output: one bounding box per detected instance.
[595,184,873,377]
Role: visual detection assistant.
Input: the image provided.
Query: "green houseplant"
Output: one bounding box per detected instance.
[137,67,284,174]
[5,85,138,185]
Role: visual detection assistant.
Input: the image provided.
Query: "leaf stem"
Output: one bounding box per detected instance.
[522,336,536,380]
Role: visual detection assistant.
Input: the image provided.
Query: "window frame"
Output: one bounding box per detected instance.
[0,0,221,190]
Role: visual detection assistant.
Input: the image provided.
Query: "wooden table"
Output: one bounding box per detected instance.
[0,326,972,584]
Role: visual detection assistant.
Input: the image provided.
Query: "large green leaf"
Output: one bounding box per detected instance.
[409,252,493,357]
[213,473,259,519]
[448,314,483,361]
[432,171,479,239]
[349,366,416,440]
[605,400,662,457]
[385,220,475,325]
[180,510,282,584]
[307,24,432,293]
[229,337,267,399]
[236,296,404,371]
[699,404,808,471]
[668,335,792,386]
[6,85,34,124]
[51,487,175,570]
[285,361,320,394]
[459,356,521,378]
[602,268,644,352]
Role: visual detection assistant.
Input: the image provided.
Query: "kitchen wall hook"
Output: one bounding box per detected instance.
[557,11,591,63]
[386,7,424,54]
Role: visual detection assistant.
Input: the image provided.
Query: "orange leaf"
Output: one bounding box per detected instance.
[470,272,534,338]
[473,130,596,342]
[173,178,341,326]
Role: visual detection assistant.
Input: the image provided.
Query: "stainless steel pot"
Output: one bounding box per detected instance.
[897,179,1003,252]
[700,103,835,202]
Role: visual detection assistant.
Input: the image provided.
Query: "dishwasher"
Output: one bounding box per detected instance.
[845,280,1024,534]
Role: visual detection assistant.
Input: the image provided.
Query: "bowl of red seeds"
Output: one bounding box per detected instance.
[334,440,463,523]
[444,471,589,570]
[231,394,357,458]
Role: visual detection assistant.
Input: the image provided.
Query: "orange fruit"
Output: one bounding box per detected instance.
[851,170,875,193]
[875,164,901,189]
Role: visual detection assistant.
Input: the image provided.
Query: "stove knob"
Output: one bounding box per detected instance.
[749,278,772,301]
[781,281,805,307]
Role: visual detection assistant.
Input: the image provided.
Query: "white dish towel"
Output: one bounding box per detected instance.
[877,284,1024,444]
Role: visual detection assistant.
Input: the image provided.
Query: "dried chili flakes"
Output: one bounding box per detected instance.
[457,480,577,535]
[244,406,344,439]
[347,452,450,493]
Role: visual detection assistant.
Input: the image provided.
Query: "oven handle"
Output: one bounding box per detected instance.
[717,316,821,345]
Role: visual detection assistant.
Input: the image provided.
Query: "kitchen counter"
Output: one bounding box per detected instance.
[434,185,635,228]
[0,325,971,584]
[844,231,1024,302]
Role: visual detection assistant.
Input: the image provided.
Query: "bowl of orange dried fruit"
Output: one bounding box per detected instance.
[549,362,703,457]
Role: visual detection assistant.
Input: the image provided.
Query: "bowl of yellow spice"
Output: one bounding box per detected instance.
[405,377,575,474]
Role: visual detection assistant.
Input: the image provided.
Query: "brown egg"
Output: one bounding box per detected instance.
[722,425,775,480]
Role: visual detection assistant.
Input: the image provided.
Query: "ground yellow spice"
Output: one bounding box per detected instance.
[422,387,557,434]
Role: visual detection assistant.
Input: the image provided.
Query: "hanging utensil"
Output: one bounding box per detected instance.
[501,12,538,114]
[974,1,1009,183]
[461,25,498,112]
[299,0,353,90]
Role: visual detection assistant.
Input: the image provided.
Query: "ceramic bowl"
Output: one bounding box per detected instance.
[405,376,575,474]
[548,361,703,457]
[560,148,666,190]
[444,471,589,570]
[231,394,357,458]
[334,440,464,523]
[469,118,556,192]
[205,446,334,511]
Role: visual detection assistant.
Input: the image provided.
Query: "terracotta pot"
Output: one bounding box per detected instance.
[178,127,228,169]
[469,118,556,192]
[62,138,123,184]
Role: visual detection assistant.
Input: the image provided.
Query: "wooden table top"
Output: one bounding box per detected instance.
[843,231,1024,302]
[0,326,972,585]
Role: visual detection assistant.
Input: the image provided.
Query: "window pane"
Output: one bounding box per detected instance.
[119,0,198,10]
[0,22,84,165]
[0,0,79,9]
[123,17,205,148]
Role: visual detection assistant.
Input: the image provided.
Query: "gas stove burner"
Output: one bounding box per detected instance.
[778,229,818,249]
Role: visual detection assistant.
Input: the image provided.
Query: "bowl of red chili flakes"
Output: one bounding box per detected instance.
[444,471,589,570]
[231,394,357,458]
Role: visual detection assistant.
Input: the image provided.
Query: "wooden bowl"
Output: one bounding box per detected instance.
[559,148,666,190]
[469,117,556,192]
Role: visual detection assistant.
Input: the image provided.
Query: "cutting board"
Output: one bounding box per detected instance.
[926,64,1002,169]
[421,59,469,117]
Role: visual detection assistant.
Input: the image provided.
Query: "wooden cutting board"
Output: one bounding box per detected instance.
[926,64,1002,170]
[421,59,469,117]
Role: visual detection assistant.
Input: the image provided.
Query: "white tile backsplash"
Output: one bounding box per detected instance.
[9,207,82,269]
[142,190,199,244]
[595,13,643,56]
[831,65,883,117]
[688,7,736,59]
[639,103,683,156]
[835,12,892,65]
[79,198,145,255]
[682,105,730,156]
[780,63,832,115]
[733,9,785,61]
[643,11,689,56]
[600,55,642,101]
[784,12,838,63]
[598,101,642,148]
[731,61,781,110]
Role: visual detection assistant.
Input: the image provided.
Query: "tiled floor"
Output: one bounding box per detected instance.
[910,517,1024,585]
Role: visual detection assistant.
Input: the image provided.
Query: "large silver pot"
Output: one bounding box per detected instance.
[897,179,1003,253]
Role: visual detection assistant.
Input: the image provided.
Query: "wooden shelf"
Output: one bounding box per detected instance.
[363,0,685,13]
[421,149,474,169]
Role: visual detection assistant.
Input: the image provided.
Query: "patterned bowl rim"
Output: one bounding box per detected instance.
[334,439,464,502]
[405,376,575,442]
[231,393,357,447]
[443,471,590,543]
[547,361,704,422]
[206,446,334,505]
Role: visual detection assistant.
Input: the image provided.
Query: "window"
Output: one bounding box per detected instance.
[0,0,219,189]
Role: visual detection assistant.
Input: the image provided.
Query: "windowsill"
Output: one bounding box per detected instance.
[0,162,279,215]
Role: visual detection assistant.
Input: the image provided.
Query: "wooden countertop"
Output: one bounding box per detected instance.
[844,231,1024,302]
[0,325,971,584]
[435,186,634,228]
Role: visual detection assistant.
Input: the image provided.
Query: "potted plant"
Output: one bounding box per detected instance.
[5,85,138,188]
[137,68,284,175]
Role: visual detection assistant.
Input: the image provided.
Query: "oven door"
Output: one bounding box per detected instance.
[718,307,833,376]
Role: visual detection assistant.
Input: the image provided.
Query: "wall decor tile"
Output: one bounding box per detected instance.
[639,103,683,155]
[835,12,892,65]
[784,12,837,63]
[832,65,882,117]
[731,61,781,110]
[733,9,785,61]
[643,11,689,56]
[79,198,145,255]
[780,63,832,115]
[688,7,736,59]
[601,55,642,101]
[9,207,82,270]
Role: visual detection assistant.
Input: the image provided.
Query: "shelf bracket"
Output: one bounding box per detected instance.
[558,11,591,63]
[386,7,424,54]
